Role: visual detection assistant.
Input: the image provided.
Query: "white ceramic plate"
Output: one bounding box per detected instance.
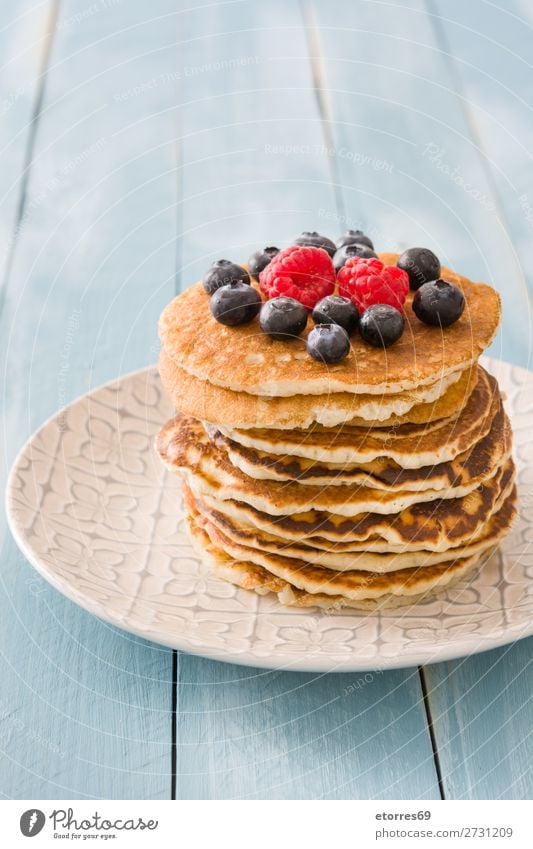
[6,357,533,672]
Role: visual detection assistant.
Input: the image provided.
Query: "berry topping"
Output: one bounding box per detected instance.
[412,279,465,327]
[312,295,359,335]
[248,246,279,280]
[259,296,308,340]
[397,247,441,291]
[335,229,374,250]
[333,242,377,272]
[210,282,261,326]
[359,304,405,348]
[307,324,350,363]
[337,257,409,313]
[259,245,335,310]
[203,259,250,295]
[293,231,337,257]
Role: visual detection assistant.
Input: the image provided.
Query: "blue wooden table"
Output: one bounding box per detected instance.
[1,0,532,800]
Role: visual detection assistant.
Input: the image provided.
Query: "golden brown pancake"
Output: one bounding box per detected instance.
[186,505,497,608]
[188,483,516,572]
[199,492,516,598]
[206,399,510,492]
[193,458,515,549]
[156,246,513,612]
[157,412,509,517]
[159,347,477,430]
[217,367,498,466]
[160,254,501,397]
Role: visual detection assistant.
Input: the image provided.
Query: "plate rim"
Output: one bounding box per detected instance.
[5,358,533,673]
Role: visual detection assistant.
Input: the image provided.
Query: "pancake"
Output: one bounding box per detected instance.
[218,366,498,467]
[160,253,501,397]
[207,400,511,492]
[187,507,492,607]
[193,483,511,555]
[199,493,516,597]
[189,484,516,573]
[194,458,515,549]
[157,412,508,517]
[157,244,513,613]
[159,348,477,430]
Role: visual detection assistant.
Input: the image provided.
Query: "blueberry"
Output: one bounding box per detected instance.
[210,282,261,326]
[293,231,336,257]
[248,246,279,280]
[412,279,465,327]
[359,304,404,348]
[312,295,359,335]
[335,229,374,250]
[333,243,377,272]
[259,297,308,340]
[397,247,441,291]
[307,324,350,363]
[203,259,250,295]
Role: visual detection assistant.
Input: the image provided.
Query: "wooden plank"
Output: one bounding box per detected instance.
[305,0,533,799]
[0,1,55,283]
[0,0,181,798]
[310,0,528,366]
[423,641,533,799]
[426,0,533,361]
[420,0,533,800]
[177,658,439,799]
[173,0,440,800]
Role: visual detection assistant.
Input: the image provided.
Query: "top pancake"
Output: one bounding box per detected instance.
[159,252,501,397]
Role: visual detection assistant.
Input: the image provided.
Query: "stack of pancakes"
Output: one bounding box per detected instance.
[156,253,516,610]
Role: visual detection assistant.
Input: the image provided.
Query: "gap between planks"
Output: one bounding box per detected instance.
[0,0,61,314]
[419,666,445,799]
[299,0,346,221]
[171,651,178,799]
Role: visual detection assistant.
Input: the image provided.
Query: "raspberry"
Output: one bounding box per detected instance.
[337,257,409,313]
[259,245,335,310]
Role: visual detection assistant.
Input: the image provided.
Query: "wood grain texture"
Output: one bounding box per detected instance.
[1,0,530,802]
[0,1,56,286]
[427,0,533,369]
[176,658,439,799]
[0,0,182,798]
[173,0,440,800]
[422,0,533,800]
[310,0,528,366]
[423,641,533,799]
